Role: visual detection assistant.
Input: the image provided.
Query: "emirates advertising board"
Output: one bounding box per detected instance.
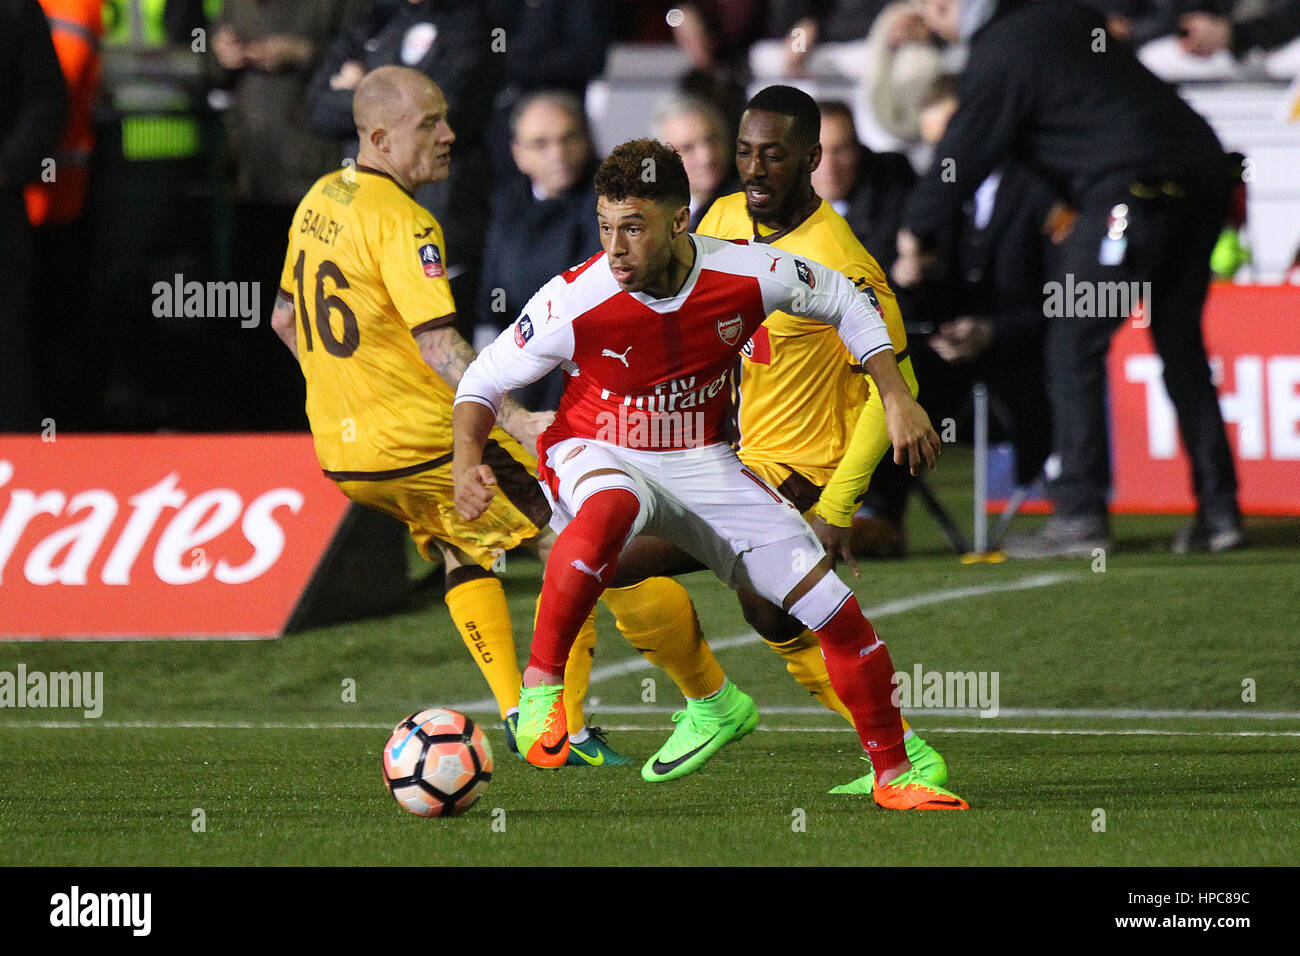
[0,436,349,638]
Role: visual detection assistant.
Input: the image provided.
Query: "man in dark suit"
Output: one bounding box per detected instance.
[899,0,1240,556]
[476,91,601,410]
[811,100,915,275]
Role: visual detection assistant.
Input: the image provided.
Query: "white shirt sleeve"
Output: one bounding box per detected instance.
[759,253,893,363]
[455,279,576,415]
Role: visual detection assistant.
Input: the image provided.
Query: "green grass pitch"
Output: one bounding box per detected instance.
[3,454,1298,866]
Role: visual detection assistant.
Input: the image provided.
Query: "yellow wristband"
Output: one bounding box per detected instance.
[812,499,854,529]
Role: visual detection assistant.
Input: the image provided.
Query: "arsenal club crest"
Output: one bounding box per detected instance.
[717,313,744,345]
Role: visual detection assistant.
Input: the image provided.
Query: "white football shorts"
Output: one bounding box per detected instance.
[539,437,827,607]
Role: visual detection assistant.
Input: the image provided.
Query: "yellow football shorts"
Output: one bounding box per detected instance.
[336,431,551,570]
[740,355,919,518]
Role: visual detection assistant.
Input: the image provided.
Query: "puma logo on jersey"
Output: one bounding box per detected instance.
[602,346,632,367]
[572,559,607,581]
[765,253,781,272]
[545,299,559,323]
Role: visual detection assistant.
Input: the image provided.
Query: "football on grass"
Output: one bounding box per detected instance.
[382,708,493,817]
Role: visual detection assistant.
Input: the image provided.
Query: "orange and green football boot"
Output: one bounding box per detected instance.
[832,738,946,796]
[872,767,969,810]
[516,683,569,768]
[828,734,947,793]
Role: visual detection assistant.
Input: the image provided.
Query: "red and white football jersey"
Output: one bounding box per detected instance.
[457,234,892,474]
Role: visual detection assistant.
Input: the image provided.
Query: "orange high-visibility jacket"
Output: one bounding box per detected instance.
[25,0,102,226]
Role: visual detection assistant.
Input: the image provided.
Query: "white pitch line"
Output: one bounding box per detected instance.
[446,571,1080,711]
[495,704,1300,720]
[5,721,1299,738]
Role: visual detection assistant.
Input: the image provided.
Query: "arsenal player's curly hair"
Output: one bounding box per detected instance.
[594,138,691,210]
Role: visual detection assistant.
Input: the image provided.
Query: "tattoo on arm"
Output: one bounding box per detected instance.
[417,324,534,435]
[417,325,478,390]
[272,294,298,357]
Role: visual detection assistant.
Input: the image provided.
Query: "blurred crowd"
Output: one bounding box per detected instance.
[2,0,1297,444]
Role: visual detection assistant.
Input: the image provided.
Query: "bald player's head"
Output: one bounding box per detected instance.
[354,67,455,191]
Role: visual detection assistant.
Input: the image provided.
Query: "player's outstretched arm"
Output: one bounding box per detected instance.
[416,325,553,449]
[863,350,940,477]
[452,401,498,521]
[271,293,298,358]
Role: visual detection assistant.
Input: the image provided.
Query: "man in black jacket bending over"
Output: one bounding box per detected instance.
[897,0,1242,557]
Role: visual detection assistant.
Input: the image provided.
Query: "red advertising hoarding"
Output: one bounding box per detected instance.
[1108,284,1300,514]
[0,435,350,637]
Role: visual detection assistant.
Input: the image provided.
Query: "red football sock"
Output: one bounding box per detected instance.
[527,488,640,678]
[814,595,908,776]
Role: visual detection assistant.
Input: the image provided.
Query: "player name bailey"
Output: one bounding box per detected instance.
[50,886,150,936]
[0,665,103,718]
[152,273,260,328]
[891,664,999,717]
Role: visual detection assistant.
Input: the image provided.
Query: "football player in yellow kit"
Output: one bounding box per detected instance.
[270,66,631,766]
[604,86,948,791]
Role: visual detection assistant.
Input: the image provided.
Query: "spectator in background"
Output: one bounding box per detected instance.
[754,0,890,78]
[1077,0,1193,49]
[810,100,915,273]
[1176,2,1300,74]
[475,91,600,411]
[861,1,945,149]
[652,94,739,227]
[863,74,1057,546]
[1126,0,1300,79]
[308,0,502,328]
[24,0,100,430]
[0,0,65,432]
[209,0,367,429]
[485,0,611,176]
[668,1,770,128]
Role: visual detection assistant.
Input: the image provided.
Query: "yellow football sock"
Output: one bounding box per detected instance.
[601,577,726,700]
[767,628,913,733]
[529,594,597,732]
[563,608,598,734]
[444,574,521,720]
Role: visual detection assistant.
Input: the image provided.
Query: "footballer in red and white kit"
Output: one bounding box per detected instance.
[460,232,891,573]
[453,139,966,809]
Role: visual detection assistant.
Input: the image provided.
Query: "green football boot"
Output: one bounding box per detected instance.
[566,726,635,767]
[641,681,758,782]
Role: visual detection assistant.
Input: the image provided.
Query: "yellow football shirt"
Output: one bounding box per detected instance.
[697,193,908,485]
[278,167,458,478]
